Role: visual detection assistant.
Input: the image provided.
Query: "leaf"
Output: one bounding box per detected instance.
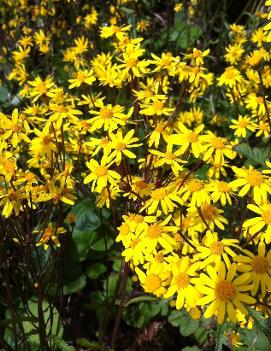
[72,230,96,261]
[86,263,107,279]
[125,295,158,306]
[182,347,201,351]
[0,86,8,102]
[72,199,101,232]
[168,309,199,336]
[235,144,270,166]
[215,322,227,351]
[64,274,86,295]
[248,307,271,340]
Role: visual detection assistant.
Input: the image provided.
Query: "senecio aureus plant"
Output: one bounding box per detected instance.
[2,0,271,349]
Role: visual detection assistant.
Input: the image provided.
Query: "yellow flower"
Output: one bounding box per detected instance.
[35,224,66,250]
[207,180,233,205]
[84,159,120,193]
[141,186,183,215]
[68,69,96,88]
[89,103,128,131]
[229,115,256,138]
[179,178,210,207]
[140,96,174,116]
[135,267,169,297]
[243,203,271,243]
[234,242,271,297]
[164,257,200,309]
[200,131,236,163]
[224,44,244,65]
[193,231,239,269]
[170,123,205,158]
[28,76,55,102]
[217,66,244,88]
[109,129,141,165]
[194,262,255,324]
[230,166,271,205]
[150,143,185,176]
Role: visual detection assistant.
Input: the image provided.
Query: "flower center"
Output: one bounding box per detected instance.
[246,169,264,186]
[261,209,271,224]
[211,137,225,149]
[119,223,130,236]
[37,82,47,94]
[165,152,175,160]
[130,239,140,249]
[100,107,113,119]
[187,179,202,192]
[217,181,230,192]
[215,280,236,301]
[148,223,162,239]
[210,241,224,255]
[77,71,87,82]
[175,272,190,289]
[237,119,248,128]
[155,252,164,263]
[189,307,201,320]
[43,136,52,145]
[201,203,218,221]
[145,274,162,293]
[152,101,164,112]
[251,256,268,273]
[186,131,198,143]
[155,123,164,133]
[135,180,148,190]
[95,165,108,177]
[126,57,138,68]
[151,187,167,200]
[116,142,126,151]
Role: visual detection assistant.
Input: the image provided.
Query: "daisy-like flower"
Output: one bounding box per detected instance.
[135,267,169,297]
[89,103,128,132]
[164,256,200,309]
[28,76,55,102]
[217,66,244,88]
[179,178,210,207]
[35,224,66,250]
[207,180,234,206]
[229,115,256,138]
[234,242,271,297]
[141,185,183,215]
[194,262,255,324]
[84,159,120,193]
[243,203,271,243]
[230,166,271,205]
[189,202,228,231]
[109,129,141,165]
[140,215,178,252]
[169,123,205,158]
[150,143,185,176]
[140,96,174,116]
[193,231,239,268]
[200,131,236,163]
[68,69,96,89]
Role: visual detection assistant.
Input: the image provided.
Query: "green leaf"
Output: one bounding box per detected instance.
[72,199,101,232]
[168,309,199,336]
[235,144,270,166]
[125,295,158,306]
[215,322,227,351]
[182,347,201,351]
[86,263,107,279]
[64,274,86,295]
[0,86,8,102]
[248,307,271,340]
[72,230,96,261]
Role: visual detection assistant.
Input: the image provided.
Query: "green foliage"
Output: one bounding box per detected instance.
[236,144,271,167]
[168,309,199,337]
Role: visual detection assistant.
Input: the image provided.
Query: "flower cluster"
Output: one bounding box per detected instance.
[1,0,271,334]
